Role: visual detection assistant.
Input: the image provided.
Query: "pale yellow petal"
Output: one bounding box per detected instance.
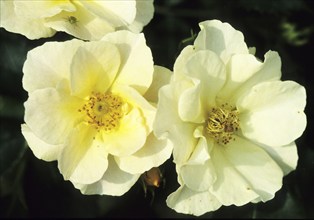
[186,126,212,165]
[179,50,226,122]
[127,0,154,33]
[178,78,203,123]
[70,43,120,97]
[80,0,136,27]
[166,185,222,216]
[194,19,249,63]
[210,136,283,205]
[0,0,56,39]
[14,0,75,18]
[112,84,156,131]
[73,156,140,196]
[258,142,299,175]
[238,81,307,147]
[180,159,216,192]
[144,65,172,104]
[45,1,115,41]
[219,51,282,103]
[103,31,154,94]
[21,124,62,162]
[24,88,83,145]
[58,123,108,184]
[173,45,196,81]
[23,39,83,92]
[114,132,172,174]
[153,84,197,165]
[101,107,147,157]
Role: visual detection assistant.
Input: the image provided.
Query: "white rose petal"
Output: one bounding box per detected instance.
[21,124,62,162]
[73,156,140,196]
[166,185,222,216]
[238,80,307,147]
[194,19,249,63]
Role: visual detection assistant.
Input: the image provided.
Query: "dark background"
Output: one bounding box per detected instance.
[1,0,314,218]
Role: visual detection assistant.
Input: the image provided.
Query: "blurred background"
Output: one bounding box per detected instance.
[1,0,314,218]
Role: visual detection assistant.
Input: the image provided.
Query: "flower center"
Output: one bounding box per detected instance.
[205,103,240,145]
[79,92,124,132]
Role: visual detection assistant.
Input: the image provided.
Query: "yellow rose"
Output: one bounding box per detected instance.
[0,0,154,40]
[21,30,172,195]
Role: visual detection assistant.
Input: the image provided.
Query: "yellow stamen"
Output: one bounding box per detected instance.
[206,103,240,145]
[79,92,123,132]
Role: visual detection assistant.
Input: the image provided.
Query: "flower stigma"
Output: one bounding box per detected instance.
[205,103,240,145]
[79,92,124,132]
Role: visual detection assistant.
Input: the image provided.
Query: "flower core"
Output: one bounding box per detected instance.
[79,92,124,132]
[205,103,240,145]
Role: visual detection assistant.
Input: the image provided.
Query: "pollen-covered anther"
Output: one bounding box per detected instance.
[79,92,124,132]
[206,103,240,145]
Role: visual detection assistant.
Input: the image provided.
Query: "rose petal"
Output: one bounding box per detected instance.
[101,107,148,157]
[102,31,154,94]
[73,155,140,196]
[180,159,216,191]
[45,2,115,41]
[21,124,62,162]
[179,50,226,122]
[194,19,248,63]
[178,79,203,123]
[238,81,307,147]
[210,136,283,205]
[153,84,197,165]
[80,0,136,27]
[112,84,156,131]
[114,132,172,174]
[186,126,212,165]
[144,65,172,104]
[70,43,120,97]
[219,51,282,103]
[24,88,83,145]
[166,185,222,216]
[0,1,57,39]
[58,123,108,184]
[127,0,154,33]
[14,0,75,18]
[173,45,196,80]
[257,142,298,175]
[23,39,83,92]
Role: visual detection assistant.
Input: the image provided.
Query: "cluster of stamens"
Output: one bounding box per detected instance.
[206,103,240,145]
[78,92,123,132]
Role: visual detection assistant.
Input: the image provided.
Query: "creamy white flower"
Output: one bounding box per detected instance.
[0,0,154,40]
[21,30,172,196]
[154,20,307,216]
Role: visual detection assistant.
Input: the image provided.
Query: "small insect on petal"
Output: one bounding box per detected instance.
[66,16,79,25]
